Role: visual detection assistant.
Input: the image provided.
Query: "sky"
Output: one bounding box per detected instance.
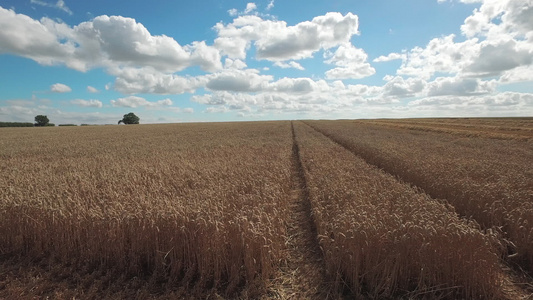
[0,0,532,124]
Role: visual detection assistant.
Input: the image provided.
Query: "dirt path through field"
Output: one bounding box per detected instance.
[266,122,334,299]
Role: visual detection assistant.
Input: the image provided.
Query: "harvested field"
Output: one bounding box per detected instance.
[0,119,531,299]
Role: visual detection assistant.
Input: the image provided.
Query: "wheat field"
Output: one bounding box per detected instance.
[0,118,531,299]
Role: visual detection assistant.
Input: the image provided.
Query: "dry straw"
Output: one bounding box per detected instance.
[0,122,293,297]
[294,121,503,299]
[306,119,533,273]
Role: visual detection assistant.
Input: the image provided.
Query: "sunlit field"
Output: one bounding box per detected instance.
[1,118,532,299]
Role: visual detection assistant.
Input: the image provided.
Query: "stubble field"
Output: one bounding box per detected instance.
[0,118,532,299]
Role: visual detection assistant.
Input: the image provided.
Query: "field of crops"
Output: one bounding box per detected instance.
[0,118,531,299]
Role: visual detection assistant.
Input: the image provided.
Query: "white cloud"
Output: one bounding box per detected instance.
[75,15,192,72]
[466,39,532,76]
[0,8,222,74]
[500,65,533,83]
[324,43,375,79]
[0,7,79,68]
[244,3,257,14]
[187,41,223,72]
[409,92,533,115]
[110,96,173,108]
[224,58,247,69]
[214,12,359,61]
[110,67,204,94]
[274,61,305,70]
[192,77,386,118]
[267,0,275,10]
[461,0,533,40]
[51,83,72,93]
[205,69,273,92]
[213,36,250,60]
[382,76,426,98]
[425,76,496,96]
[399,0,533,80]
[269,77,327,94]
[325,65,375,80]
[373,52,404,62]
[70,99,103,108]
[396,34,480,79]
[228,2,259,17]
[30,0,72,15]
[87,86,99,93]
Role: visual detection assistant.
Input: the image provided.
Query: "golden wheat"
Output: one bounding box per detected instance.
[0,122,293,296]
[293,121,503,298]
[306,119,533,273]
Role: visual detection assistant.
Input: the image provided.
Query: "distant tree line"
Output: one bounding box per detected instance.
[0,122,34,127]
[2,113,140,128]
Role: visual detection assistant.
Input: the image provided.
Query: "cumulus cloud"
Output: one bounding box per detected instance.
[466,39,532,76]
[396,34,480,79]
[500,65,533,83]
[214,12,359,61]
[409,92,533,115]
[267,0,274,10]
[70,99,103,108]
[110,96,173,108]
[324,43,375,79]
[192,77,387,117]
[227,2,258,17]
[0,8,222,74]
[87,86,99,93]
[0,7,80,69]
[274,61,305,70]
[373,52,404,62]
[396,0,533,82]
[382,76,426,98]
[205,69,273,92]
[425,77,496,96]
[269,77,328,94]
[187,41,223,72]
[51,83,72,93]
[75,15,194,72]
[224,58,247,69]
[244,3,257,14]
[461,0,533,39]
[110,67,205,94]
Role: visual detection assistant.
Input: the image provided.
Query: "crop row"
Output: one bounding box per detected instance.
[360,118,533,140]
[306,120,533,273]
[293,121,504,298]
[0,122,294,297]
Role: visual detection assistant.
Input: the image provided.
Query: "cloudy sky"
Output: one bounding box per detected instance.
[0,0,532,124]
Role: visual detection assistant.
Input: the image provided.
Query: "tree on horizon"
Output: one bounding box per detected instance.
[118,112,140,125]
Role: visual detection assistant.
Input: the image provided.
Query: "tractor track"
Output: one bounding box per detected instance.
[300,120,533,300]
[267,121,335,299]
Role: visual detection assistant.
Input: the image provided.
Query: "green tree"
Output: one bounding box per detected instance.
[118,112,140,125]
[34,115,50,126]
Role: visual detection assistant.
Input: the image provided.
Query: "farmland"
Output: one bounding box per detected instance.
[0,118,532,299]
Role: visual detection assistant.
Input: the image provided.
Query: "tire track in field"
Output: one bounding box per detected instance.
[268,121,332,299]
[301,120,532,300]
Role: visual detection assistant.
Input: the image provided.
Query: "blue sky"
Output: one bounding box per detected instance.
[0,0,532,124]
